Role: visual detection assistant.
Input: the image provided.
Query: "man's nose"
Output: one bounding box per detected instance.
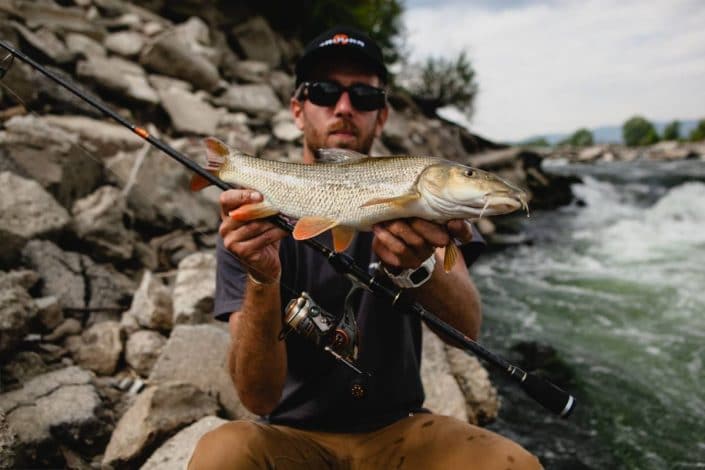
[333,90,353,115]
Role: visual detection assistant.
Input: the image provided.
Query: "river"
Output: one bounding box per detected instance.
[475,159,705,469]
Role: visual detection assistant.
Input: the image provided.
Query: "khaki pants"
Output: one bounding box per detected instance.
[188,414,542,470]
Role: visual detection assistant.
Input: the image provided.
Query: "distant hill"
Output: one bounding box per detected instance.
[521,119,700,145]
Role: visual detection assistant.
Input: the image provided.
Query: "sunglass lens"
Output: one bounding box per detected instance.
[308,82,342,107]
[349,85,385,111]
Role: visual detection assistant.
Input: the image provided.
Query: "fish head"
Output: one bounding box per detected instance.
[417,163,529,219]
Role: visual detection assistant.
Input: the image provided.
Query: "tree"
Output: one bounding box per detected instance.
[662,120,680,140]
[688,119,705,141]
[405,51,478,119]
[522,137,551,147]
[622,116,659,146]
[561,128,594,147]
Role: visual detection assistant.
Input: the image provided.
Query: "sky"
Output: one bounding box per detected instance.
[403,0,705,142]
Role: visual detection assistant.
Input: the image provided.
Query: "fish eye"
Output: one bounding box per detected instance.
[464,169,474,177]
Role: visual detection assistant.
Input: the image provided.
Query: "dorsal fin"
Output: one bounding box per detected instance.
[315,148,368,164]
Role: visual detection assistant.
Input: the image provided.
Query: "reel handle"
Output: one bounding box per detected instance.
[520,372,576,417]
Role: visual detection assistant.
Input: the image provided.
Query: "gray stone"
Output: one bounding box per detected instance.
[125,330,167,377]
[104,30,145,57]
[273,120,302,142]
[140,17,221,92]
[0,351,48,388]
[231,16,281,67]
[268,70,295,103]
[0,409,17,469]
[157,87,225,135]
[445,347,500,425]
[173,252,216,325]
[1,115,103,208]
[420,325,468,421]
[0,172,70,266]
[0,270,39,291]
[232,60,270,83]
[65,32,107,59]
[0,1,106,39]
[43,115,144,156]
[214,83,281,117]
[149,325,253,419]
[102,381,218,468]
[84,261,135,312]
[140,415,227,470]
[70,321,123,376]
[71,185,135,261]
[34,296,64,331]
[11,23,74,64]
[76,55,159,104]
[126,271,173,332]
[0,285,37,359]
[43,318,82,343]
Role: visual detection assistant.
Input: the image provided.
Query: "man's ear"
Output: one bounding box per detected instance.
[374,104,389,138]
[291,97,305,130]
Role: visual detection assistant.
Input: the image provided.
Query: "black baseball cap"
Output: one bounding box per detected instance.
[295,25,388,86]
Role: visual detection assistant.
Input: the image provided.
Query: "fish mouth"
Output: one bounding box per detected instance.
[472,192,529,216]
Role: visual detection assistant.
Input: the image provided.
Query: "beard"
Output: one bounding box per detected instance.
[304,115,378,157]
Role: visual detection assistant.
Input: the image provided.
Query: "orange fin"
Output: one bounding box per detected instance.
[190,171,216,192]
[292,216,338,240]
[443,243,460,272]
[331,226,356,252]
[360,193,420,208]
[203,136,230,170]
[228,201,279,221]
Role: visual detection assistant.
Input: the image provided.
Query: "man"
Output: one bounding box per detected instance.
[189,26,541,469]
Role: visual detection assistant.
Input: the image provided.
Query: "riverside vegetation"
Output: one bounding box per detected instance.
[0,1,703,468]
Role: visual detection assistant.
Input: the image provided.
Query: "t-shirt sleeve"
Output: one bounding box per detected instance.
[459,223,486,267]
[213,237,247,322]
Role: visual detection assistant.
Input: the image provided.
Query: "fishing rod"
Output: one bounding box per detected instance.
[0,39,575,417]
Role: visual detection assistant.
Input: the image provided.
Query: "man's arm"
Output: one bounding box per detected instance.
[219,189,289,415]
[372,218,482,342]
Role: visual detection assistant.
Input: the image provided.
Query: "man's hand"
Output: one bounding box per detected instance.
[219,189,288,283]
[372,218,474,271]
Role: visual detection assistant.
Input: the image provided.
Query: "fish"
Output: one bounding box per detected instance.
[191,137,528,271]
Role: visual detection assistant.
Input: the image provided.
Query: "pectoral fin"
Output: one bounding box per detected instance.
[293,216,338,241]
[331,226,356,252]
[360,193,420,208]
[229,201,279,221]
[442,243,460,272]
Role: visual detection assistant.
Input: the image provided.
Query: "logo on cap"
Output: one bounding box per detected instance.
[319,34,365,49]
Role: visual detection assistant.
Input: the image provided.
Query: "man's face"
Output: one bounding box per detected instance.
[291,61,389,164]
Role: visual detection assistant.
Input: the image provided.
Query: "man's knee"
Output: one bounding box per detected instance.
[188,420,268,470]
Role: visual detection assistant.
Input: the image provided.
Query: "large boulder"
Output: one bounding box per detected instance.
[125,330,167,377]
[149,325,254,419]
[157,86,225,135]
[66,321,123,376]
[230,16,281,67]
[76,55,159,104]
[0,172,69,267]
[140,415,227,470]
[0,281,37,359]
[124,271,173,332]
[173,252,216,325]
[214,83,281,117]
[445,346,499,425]
[102,381,218,468]
[43,115,144,156]
[0,367,107,467]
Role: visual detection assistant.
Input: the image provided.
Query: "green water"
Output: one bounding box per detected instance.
[474,169,705,469]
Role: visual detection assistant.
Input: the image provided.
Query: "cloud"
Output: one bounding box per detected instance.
[404,0,705,141]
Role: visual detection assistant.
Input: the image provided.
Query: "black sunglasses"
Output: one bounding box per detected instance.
[297,81,386,111]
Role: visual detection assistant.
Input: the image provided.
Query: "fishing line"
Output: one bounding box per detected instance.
[0,39,576,417]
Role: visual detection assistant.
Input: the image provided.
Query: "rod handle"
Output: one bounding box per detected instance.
[520,372,576,417]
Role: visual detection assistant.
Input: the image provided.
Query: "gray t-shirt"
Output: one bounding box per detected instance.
[214,228,484,432]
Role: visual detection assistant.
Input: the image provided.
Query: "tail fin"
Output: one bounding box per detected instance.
[190,137,230,192]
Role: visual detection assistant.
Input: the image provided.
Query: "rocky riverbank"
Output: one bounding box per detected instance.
[1,1,699,468]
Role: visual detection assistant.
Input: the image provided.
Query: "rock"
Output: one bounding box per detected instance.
[1,351,48,388]
[84,262,135,313]
[149,325,253,419]
[140,415,227,470]
[44,318,82,343]
[381,107,413,153]
[214,83,281,117]
[445,347,499,425]
[71,185,135,261]
[157,86,225,135]
[0,367,106,467]
[271,112,302,142]
[69,321,123,376]
[105,146,219,230]
[420,325,468,422]
[125,330,167,377]
[1,115,103,208]
[173,252,216,325]
[232,60,270,83]
[34,296,64,331]
[0,284,37,359]
[11,23,74,64]
[0,270,39,291]
[231,16,281,67]
[0,1,106,39]
[148,229,200,270]
[125,271,173,332]
[102,381,218,468]
[76,55,159,104]
[43,115,144,156]
[0,172,70,266]
[268,70,295,104]
[140,17,221,93]
[65,32,107,59]
[577,145,605,162]
[104,30,146,57]
[0,410,17,469]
